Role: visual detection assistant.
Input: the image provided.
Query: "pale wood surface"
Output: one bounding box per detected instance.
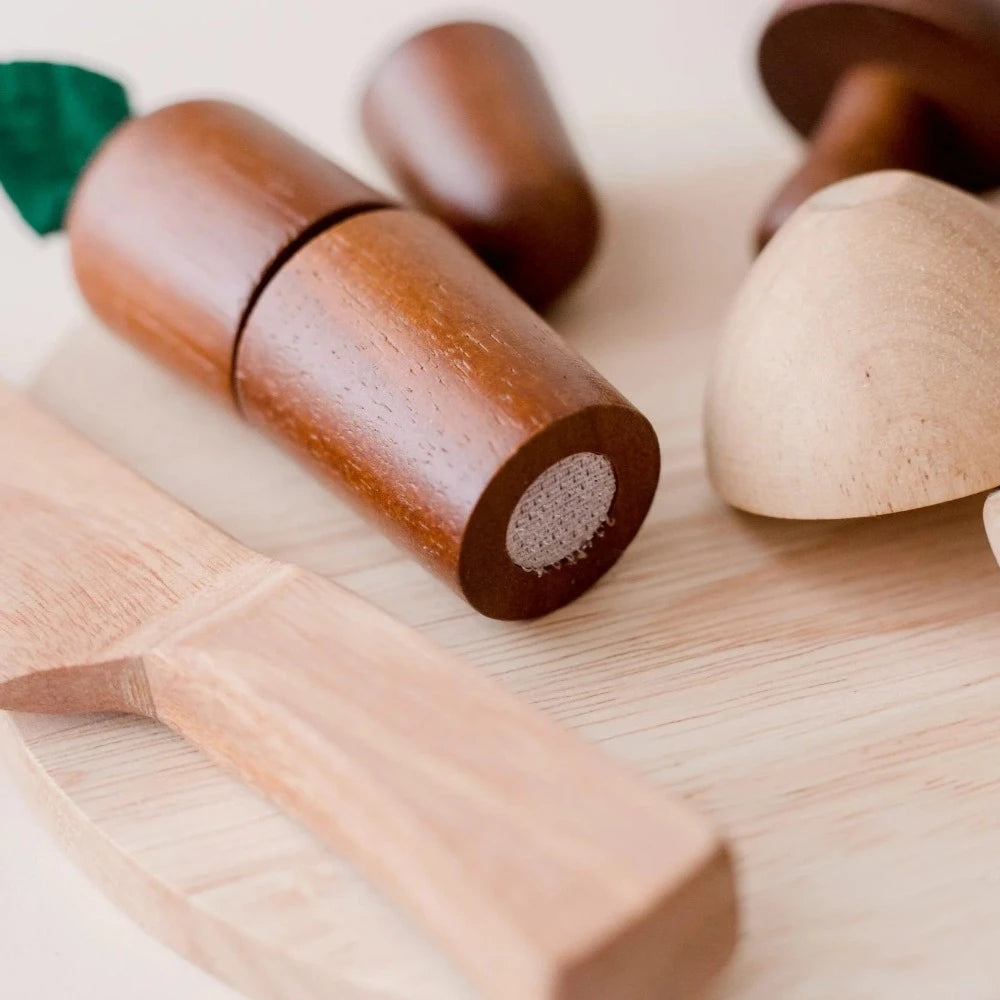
[4,163,1000,1000]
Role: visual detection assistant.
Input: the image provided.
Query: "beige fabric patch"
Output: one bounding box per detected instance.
[506,453,617,574]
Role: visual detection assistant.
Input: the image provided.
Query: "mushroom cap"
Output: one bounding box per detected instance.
[705,170,1000,519]
[760,0,1000,190]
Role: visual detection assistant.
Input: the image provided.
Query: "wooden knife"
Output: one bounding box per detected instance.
[0,382,736,1000]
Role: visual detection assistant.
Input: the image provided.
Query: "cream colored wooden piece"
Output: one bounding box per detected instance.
[0,379,736,1000]
[706,169,1000,519]
[6,194,1000,999]
[984,491,1000,565]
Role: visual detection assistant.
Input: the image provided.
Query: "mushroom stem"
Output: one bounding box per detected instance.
[756,65,940,251]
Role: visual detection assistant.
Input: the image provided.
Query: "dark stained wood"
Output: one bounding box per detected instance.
[66,99,658,618]
[361,21,601,311]
[756,0,1000,248]
[68,100,389,399]
[236,209,660,619]
[756,65,939,247]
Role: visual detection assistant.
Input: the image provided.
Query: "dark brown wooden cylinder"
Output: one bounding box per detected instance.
[236,208,658,619]
[67,100,658,619]
[362,21,601,311]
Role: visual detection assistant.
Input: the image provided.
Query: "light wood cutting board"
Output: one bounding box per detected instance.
[3,165,1000,999]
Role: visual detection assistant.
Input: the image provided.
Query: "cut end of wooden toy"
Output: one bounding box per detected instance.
[552,842,737,1000]
[505,452,616,573]
[460,403,660,619]
[707,170,1000,520]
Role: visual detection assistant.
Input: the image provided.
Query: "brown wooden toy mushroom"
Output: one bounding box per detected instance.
[755,0,1000,250]
[361,21,601,310]
[706,169,1000,519]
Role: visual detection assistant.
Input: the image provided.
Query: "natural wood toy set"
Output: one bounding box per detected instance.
[3,3,1000,999]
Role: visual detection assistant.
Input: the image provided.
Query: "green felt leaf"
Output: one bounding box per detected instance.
[0,62,131,235]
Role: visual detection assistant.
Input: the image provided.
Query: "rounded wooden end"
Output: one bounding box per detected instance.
[460,404,660,620]
[361,20,601,310]
[709,170,1000,519]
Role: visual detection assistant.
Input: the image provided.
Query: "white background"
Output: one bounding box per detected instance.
[0,1,786,996]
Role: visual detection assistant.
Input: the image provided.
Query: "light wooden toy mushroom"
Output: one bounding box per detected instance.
[706,169,1000,520]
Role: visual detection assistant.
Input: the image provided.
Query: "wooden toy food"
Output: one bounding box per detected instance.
[0,63,658,620]
[0,381,737,1000]
[706,169,1000,519]
[754,0,1000,249]
[362,21,601,310]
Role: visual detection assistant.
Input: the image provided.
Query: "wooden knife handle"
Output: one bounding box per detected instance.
[142,565,735,1000]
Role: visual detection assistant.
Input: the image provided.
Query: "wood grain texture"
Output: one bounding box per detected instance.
[0,709,475,1000]
[756,0,1000,246]
[68,99,389,399]
[362,21,601,310]
[0,380,733,1000]
[237,208,659,619]
[707,170,1000,518]
[7,160,1000,999]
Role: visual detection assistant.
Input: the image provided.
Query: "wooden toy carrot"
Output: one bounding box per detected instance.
[0,62,659,620]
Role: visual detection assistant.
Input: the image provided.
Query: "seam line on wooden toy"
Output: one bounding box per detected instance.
[229,200,391,412]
